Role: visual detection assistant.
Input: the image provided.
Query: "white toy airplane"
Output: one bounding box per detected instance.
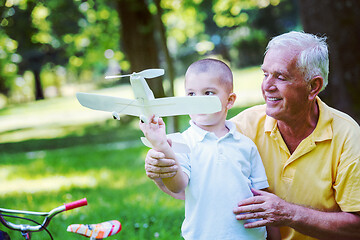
[76,69,222,124]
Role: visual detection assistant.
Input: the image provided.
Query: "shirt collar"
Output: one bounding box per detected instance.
[312,97,333,142]
[263,97,333,142]
[189,120,241,142]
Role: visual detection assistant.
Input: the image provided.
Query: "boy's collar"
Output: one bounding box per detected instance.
[189,120,241,141]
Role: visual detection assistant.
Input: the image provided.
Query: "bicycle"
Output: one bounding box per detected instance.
[0,198,88,239]
[0,198,122,240]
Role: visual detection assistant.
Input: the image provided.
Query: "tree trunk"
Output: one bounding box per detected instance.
[116,0,165,98]
[154,0,179,132]
[299,0,360,123]
[33,69,44,100]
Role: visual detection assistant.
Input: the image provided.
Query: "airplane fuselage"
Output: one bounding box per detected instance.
[130,74,156,122]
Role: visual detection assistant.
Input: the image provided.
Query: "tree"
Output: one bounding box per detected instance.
[0,0,84,100]
[299,0,360,123]
[0,0,45,100]
[116,0,165,98]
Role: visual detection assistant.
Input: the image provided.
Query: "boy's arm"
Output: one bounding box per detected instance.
[152,178,185,200]
[139,116,188,193]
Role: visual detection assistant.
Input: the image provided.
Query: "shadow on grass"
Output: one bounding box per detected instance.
[0,116,143,153]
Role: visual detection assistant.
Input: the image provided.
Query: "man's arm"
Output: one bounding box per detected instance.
[144,149,185,199]
[233,189,360,239]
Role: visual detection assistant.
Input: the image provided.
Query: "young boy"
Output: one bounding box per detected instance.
[140,59,271,239]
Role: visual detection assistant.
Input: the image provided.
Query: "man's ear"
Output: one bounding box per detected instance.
[308,76,323,101]
[227,93,237,109]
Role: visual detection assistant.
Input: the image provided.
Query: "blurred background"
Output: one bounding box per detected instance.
[0,0,359,239]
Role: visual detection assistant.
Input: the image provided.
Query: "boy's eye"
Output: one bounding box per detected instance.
[205,91,215,95]
[187,92,195,96]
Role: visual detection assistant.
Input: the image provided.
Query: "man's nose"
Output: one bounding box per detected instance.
[262,75,276,91]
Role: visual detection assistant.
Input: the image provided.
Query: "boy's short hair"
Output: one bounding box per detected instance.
[185,58,233,92]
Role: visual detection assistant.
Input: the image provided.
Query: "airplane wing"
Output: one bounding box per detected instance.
[76,92,143,117]
[141,133,190,153]
[77,93,221,121]
[148,96,221,117]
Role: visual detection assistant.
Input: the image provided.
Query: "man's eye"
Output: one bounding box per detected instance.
[205,91,215,95]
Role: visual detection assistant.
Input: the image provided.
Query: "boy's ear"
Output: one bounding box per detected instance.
[226,93,237,109]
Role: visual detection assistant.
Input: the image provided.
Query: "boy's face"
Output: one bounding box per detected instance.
[185,72,232,128]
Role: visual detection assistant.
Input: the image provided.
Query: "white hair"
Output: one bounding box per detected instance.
[266,31,329,91]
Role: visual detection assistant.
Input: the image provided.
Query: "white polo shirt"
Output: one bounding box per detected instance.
[178,120,268,240]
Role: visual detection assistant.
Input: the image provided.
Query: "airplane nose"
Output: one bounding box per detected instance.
[112,112,120,120]
[140,115,149,123]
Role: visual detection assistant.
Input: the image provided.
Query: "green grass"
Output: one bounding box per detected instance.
[0,130,187,240]
[0,114,187,239]
[0,66,263,239]
[0,144,185,239]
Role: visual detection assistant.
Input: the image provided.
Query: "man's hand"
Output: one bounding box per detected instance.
[234,189,360,239]
[233,188,291,228]
[145,149,178,179]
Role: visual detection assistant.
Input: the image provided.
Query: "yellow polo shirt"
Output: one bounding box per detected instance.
[231,97,360,240]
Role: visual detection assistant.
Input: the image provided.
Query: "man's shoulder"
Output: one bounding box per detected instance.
[230,104,267,137]
[231,104,266,124]
[320,100,360,134]
[320,101,360,161]
[327,105,359,130]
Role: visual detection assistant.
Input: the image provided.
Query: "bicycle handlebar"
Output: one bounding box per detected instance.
[0,198,88,233]
[64,198,88,211]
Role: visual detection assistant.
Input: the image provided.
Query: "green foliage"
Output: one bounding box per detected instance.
[0,0,300,104]
[160,0,206,44]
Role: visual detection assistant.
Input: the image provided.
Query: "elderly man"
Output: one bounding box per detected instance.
[144,31,360,239]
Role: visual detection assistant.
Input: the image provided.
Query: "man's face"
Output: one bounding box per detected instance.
[261,47,311,122]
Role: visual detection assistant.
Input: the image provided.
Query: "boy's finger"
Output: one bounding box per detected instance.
[149,114,158,124]
[158,117,165,125]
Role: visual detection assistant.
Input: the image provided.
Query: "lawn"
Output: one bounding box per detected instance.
[0,66,264,239]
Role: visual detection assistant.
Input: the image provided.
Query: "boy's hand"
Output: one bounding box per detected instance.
[139,115,168,150]
[145,149,178,179]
